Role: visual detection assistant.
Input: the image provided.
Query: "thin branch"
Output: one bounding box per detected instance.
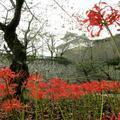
[27,45,42,54]
[52,0,76,22]
[24,15,34,47]
[24,0,42,23]
[9,0,15,8]
[0,1,8,10]
[31,20,47,40]
[4,10,9,24]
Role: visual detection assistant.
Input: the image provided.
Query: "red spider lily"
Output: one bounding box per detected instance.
[46,78,85,101]
[79,80,120,94]
[46,78,70,101]
[105,81,120,91]
[0,68,17,97]
[27,73,42,82]
[0,84,6,97]
[76,2,120,37]
[25,73,48,99]
[25,73,43,89]
[29,89,47,99]
[1,98,22,112]
[80,81,102,93]
[0,67,15,80]
[27,81,48,99]
[67,84,85,99]
[25,73,120,101]
[0,83,17,97]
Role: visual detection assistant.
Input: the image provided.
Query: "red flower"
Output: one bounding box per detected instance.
[67,84,85,99]
[27,73,42,82]
[76,2,120,37]
[0,68,22,112]
[46,78,69,101]
[1,98,22,112]
[0,67,15,81]
[79,80,120,94]
[0,68,17,97]
[25,72,120,101]
[25,73,48,99]
[46,78,85,100]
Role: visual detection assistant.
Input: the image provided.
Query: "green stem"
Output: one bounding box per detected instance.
[105,25,120,59]
[21,109,25,120]
[57,102,66,120]
[50,101,54,120]
[72,100,77,120]
[35,101,38,120]
[35,82,38,120]
[41,100,44,120]
[100,92,104,120]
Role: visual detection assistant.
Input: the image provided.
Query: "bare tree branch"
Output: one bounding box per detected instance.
[0,1,14,24]
[52,0,75,22]
[7,0,24,31]
[31,20,47,40]
[24,0,41,23]
[0,1,8,10]
[10,0,15,8]
[24,15,34,48]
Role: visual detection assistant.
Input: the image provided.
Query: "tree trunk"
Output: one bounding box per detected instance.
[4,21,29,97]
[0,0,29,97]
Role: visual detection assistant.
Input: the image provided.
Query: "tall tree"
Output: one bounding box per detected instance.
[44,33,56,59]
[0,0,29,97]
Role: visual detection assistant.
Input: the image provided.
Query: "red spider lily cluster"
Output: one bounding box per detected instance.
[0,67,120,113]
[0,67,21,112]
[25,73,48,99]
[0,67,16,97]
[25,73,120,101]
[76,2,120,37]
[1,98,22,112]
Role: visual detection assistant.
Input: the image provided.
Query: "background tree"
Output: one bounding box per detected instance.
[56,32,78,57]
